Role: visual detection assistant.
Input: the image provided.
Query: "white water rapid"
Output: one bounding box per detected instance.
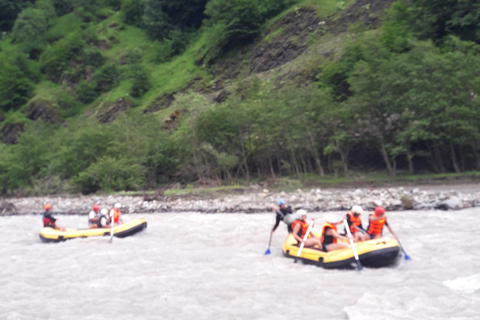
[1,209,479,320]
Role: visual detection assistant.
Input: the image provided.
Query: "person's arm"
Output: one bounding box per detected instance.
[271,213,281,234]
[330,228,349,241]
[292,223,303,243]
[46,213,57,222]
[385,220,398,239]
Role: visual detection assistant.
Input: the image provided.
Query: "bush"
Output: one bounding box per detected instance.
[130,66,151,97]
[83,47,106,68]
[0,63,34,112]
[73,156,146,193]
[95,63,120,93]
[76,80,98,103]
[142,0,170,40]
[123,0,144,26]
[40,31,84,81]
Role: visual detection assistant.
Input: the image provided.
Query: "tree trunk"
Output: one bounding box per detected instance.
[450,142,460,173]
[379,138,394,175]
[405,140,414,174]
[472,140,480,170]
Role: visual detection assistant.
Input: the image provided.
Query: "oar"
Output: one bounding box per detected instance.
[294,219,314,263]
[343,219,362,271]
[264,234,272,255]
[397,239,411,261]
[110,212,114,243]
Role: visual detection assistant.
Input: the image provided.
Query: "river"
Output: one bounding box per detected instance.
[1,209,479,320]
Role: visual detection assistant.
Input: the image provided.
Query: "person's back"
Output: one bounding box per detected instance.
[42,204,56,228]
[88,205,101,228]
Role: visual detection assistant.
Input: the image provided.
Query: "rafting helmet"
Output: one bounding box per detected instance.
[101,208,108,215]
[351,205,363,215]
[296,209,307,217]
[375,206,386,216]
[44,204,52,211]
[325,214,338,224]
[277,199,286,206]
[114,203,121,209]
[93,205,100,212]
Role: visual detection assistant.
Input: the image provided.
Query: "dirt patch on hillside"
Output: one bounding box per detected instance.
[96,97,132,123]
[25,101,63,125]
[212,7,321,79]
[143,93,175,114]
[329,0,396,35]
[0,122,24,145]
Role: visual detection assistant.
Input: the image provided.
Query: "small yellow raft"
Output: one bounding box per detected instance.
[39,218,147,243]
[283,228,400,269]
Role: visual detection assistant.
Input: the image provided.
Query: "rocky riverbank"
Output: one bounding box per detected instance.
[1,184,480,216]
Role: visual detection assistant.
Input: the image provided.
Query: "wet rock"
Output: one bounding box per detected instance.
[444,197,463,210]
[0,201,17,215]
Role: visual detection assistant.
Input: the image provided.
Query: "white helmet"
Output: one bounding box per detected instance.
[296,209,307,217]
[325,214,338,224]
[351,205,363,215]
[114,203,121,209]
[101,208,108,215]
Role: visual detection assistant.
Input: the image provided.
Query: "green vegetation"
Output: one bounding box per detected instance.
[1,0,480,196]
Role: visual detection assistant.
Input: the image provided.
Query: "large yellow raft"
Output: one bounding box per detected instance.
[39,218,147,243]
[283,228,400,269]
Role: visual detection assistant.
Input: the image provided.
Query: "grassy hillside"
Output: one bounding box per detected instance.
[1,0,479,195]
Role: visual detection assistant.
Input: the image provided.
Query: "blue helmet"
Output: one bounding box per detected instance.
[277,199,286,206]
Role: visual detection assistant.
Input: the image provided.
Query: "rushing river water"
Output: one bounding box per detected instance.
[1,209,479,320]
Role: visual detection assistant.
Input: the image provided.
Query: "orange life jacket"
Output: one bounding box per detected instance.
[110,209,121,224]
[367,213,386,236]
[347,212,361,233]
[291,220,309,239]
[321,222,337,244]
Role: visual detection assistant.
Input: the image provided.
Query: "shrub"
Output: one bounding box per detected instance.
[76,80,98,103]
[73,156,146,193]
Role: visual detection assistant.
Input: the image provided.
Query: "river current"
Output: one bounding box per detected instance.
[1,209,479,320]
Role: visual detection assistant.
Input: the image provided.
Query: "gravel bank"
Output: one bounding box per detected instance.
[1,184,479,216]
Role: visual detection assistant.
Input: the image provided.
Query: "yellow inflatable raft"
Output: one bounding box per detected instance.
[283,228,400,269]
[39,218,147,243]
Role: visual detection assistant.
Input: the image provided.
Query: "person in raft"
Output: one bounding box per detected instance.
[367,206,398,239]
[107,203,123,226]
[97,208,109,228]
[271,199,298,234]
[291,210,323,248]
[344,205,370,242]
[88,205,101,228]
[42,204,65,231]
[321,214,350,251]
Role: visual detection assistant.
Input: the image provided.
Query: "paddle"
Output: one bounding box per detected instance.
[110,212,114,243]
[294,219,315,263]
[264,234,272,255]
[396,238,411,261]
[343,219,362,271]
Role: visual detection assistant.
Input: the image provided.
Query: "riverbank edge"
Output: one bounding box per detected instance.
[1,181,479,216]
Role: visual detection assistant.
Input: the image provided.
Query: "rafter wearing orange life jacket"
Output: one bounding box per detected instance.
[109,208,121,224]
[321,222,337,246]
[291,219,309,240]
[367,212,387,236]
[346,211,362,234]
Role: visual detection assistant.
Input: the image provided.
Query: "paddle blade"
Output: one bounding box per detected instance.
[404,253,412,261]
[356,261,363,271]
[264,248,271,255]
